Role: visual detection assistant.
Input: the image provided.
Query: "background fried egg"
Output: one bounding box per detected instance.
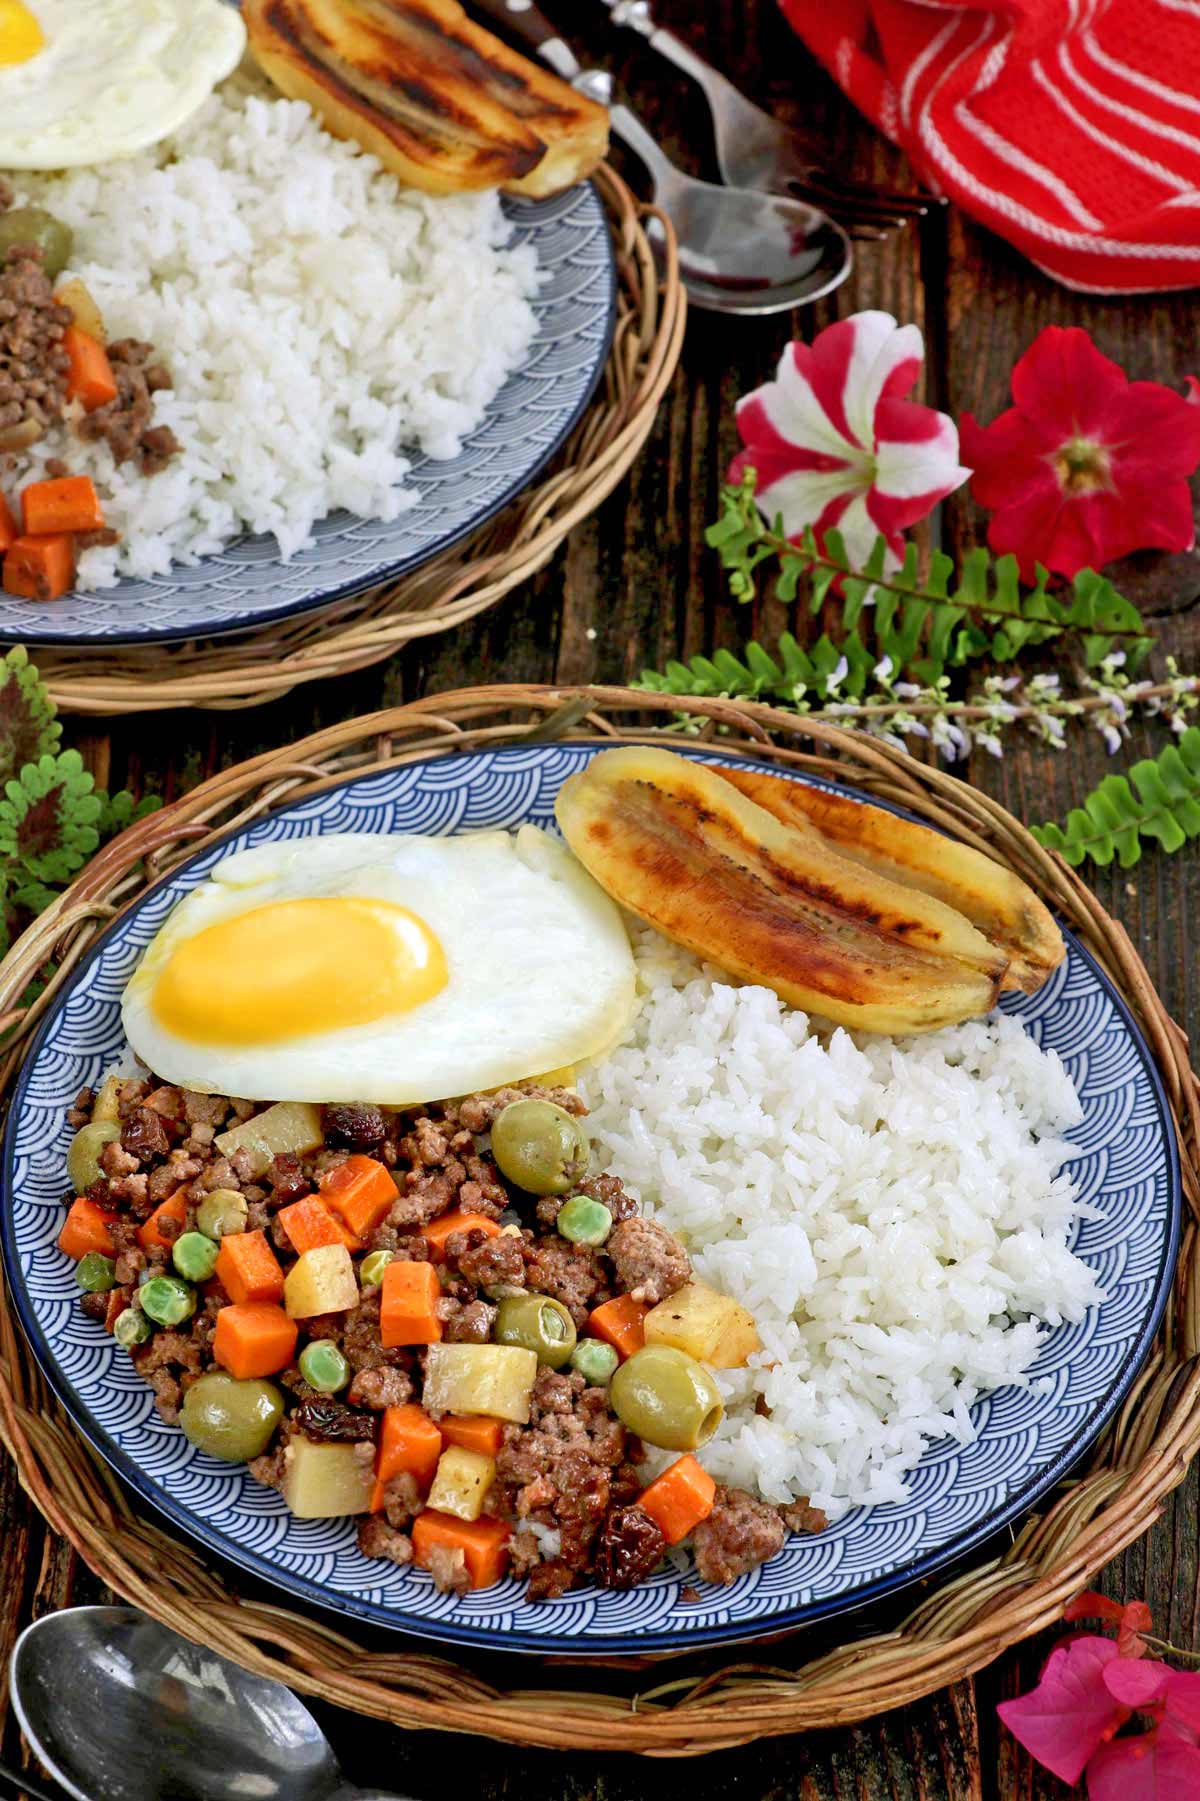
[121,828,637,1103]
[0,0,247,169]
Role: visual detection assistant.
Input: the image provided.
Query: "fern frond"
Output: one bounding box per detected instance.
[0,644,60,784]
[1032,728,1200,867]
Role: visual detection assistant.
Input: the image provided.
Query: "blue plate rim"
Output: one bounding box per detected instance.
[1,183,617,650]
[0,741,1182,1655]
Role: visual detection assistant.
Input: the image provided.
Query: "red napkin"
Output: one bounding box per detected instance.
[779,0,1200,293]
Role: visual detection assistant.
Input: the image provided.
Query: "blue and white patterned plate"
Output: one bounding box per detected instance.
[0,184,615,647]
[1,745,1181,1655]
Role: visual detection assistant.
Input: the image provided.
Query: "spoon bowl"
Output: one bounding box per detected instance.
[11,1606,407,1801]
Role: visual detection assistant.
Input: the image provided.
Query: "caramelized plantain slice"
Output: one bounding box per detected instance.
[555,748,1007,1036]
[714,765,1064,995]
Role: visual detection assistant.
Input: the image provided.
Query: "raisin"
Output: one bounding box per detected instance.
[293,1399,376,1443]
[594,1505,666,1589]
[324,1105,386,1151]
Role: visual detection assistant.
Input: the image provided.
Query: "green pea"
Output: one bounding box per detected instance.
[359,1249,394,1289]
[491,1100,589,1195]
[570,1338,619,1385]
[556,1194,612,1247]
[180,1372,284,1463]
[66,1120,121,1195]
[609,1345,723,1452]
[494,1291,577,1368]
[75,1252,116,1294]
[172,1231,220,1283]
[194,1188,248,1240]
[298,1339,350,1394]
[139,1274,196,1328]
[113,1307,152,1349]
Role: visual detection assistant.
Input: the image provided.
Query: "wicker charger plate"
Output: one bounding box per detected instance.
[0,685,1197,1755]
[28,168,684,717]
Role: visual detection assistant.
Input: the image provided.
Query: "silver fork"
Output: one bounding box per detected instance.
[597,0,934,239]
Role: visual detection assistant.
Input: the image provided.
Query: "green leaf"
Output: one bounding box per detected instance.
[0,644,60,785]
[1032,727,1200,867]
[0,748,101,883]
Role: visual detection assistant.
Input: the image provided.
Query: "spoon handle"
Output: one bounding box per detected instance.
[469,0,580,80]
[0,1755,65,1801]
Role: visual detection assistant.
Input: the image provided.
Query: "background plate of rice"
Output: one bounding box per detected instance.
[1,745,1181,1654]
[0,74,616,646]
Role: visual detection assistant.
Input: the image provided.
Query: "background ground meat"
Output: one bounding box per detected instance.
[346,1366,412,1410]
[357,1518,413,1566]
[691,1486,786,1584]
[450,1231,525,1291]
[779,1498,829,1535]
[606,1218,690,1305]
[438,1297,496,1343]
[495,1370,627,1572]
[576,1173,639,1222]
[525,1238,609,1327]
[427,1543,470,1596]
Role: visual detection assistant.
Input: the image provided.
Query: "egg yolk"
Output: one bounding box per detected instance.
[151,897,447,1046]
[0,1,44,66]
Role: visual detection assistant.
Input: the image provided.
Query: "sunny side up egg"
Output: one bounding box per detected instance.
[0,0,247,169]
[121,829,638,1104]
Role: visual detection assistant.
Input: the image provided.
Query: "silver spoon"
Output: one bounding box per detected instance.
[11,1607,410,1801]
[471,0,853,314]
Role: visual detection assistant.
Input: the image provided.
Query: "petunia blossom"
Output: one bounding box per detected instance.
[960,327,1200,583]
[729,311,968,569]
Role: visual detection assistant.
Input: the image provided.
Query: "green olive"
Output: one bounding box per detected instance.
[609,1345,723,1452]
[179,1371,284,1463]
[494,1291,577,1368]
[491,1100,589,1195]
[67,1120,120,1195]
[194,1188,248,1239]
[0,208,74,281]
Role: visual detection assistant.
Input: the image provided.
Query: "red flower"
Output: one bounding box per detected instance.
[959,327,1200,582]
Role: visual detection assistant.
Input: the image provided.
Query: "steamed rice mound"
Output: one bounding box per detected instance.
[12,71,540,589]
[580,927,1099,1520]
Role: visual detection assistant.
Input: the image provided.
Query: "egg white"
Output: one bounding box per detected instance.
[0,0,247,169]
[121,827,637,1103]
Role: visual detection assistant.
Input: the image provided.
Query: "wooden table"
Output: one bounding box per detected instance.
[4,6,1198,1796]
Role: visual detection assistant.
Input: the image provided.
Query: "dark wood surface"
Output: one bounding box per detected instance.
[4,5,1199,1797]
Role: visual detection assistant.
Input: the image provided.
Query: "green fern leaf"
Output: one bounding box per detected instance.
[0,645,60,785]
[1032,727,1200,867]
[0,749,102,882]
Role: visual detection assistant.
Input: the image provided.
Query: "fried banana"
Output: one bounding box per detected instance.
[555,748,1008,1036]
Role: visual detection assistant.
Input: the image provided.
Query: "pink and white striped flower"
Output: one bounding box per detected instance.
[729,311,969,568]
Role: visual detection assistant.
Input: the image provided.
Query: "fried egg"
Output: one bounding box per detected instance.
[121,828,637,1103]
[0,0,247,169]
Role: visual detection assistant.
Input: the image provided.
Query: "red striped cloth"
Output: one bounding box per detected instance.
[779,0,1200,293]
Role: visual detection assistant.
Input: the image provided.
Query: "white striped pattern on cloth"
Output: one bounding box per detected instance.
[780,0,1200,293]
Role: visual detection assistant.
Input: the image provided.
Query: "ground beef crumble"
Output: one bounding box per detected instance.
[61,1077,820,1600]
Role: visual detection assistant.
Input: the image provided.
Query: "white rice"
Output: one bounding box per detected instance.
[12,70,540,589]
[579,927,1100,1520]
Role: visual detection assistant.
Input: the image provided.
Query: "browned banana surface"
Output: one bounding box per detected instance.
[714,764,1065,995]
[246,0,606,197]
[555,748,1005,1034]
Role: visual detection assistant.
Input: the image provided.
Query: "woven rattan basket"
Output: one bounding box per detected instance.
[32,169,684,718]
[0,685,1196,1755]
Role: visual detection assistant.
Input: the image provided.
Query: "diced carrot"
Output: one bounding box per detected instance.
[438,1414,504,1457]
[587,1295,648,1360]
[0,494,16,554]
[57,1196,117,1261]
[212,1302,297,1380]
[21,475,104,536]
[277,1195,360,1256]
[214,1230,284,1306]
[137,1191,188,1252]
[103,1288,128,1334]
[379,1259,442,1347]
[369,1402,444,1510]
[63,326,117,412]
[638,1455,717,1546]
[419,1210,502,1263]
[319,1155,398,1239]
[411,1510,510,1590]
[3,533,74,603]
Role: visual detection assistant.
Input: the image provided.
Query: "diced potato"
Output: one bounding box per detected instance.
[426,1446,496,1522]
[284,1243,359,1319]
[92,1075,121,1124]
[643,1282,761,1369]
[216,1101,324,1179]
[283,1439,374,1518]
[55,278,106,343]
[423,1344,538,1424]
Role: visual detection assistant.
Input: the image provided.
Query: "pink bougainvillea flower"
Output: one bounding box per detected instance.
[997,1638,1130,1785]
[1065,1590,1153,1658]
[729,310,968,569]
[1088,1727,1200,1801]
[960,327,1200,584]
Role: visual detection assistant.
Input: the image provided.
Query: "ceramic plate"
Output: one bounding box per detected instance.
[0,184,615,647]
[1,746,1180,1654]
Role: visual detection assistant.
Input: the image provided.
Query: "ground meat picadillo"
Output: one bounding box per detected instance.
[61,1078,827,1598]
